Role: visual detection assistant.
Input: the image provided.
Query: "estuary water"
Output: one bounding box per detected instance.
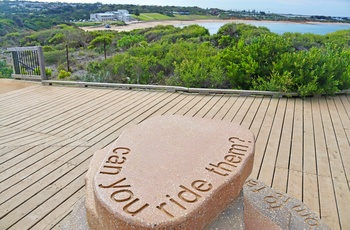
[178,21,350,35]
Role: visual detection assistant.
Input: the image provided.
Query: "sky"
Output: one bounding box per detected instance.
[36,0,350,17]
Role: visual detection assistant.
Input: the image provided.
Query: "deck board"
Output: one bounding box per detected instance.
[0,85,349,229]
[312,97,340,229]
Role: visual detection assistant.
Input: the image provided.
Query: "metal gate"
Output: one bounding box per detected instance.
[7,46,47,81]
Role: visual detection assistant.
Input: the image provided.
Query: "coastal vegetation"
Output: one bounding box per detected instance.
[1,22,350,96]
[78,24,350,96]
[1,1,350,96]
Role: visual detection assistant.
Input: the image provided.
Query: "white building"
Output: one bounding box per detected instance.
[90,10,131,22]
[90,13,114,22]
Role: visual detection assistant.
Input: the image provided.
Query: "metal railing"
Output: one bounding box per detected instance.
[7,46,46,81]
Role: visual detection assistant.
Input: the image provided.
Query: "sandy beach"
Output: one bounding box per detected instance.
[81,19,350,32]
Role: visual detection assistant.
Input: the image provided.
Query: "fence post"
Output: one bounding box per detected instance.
[37,46,47,80]
[66,44,70,72]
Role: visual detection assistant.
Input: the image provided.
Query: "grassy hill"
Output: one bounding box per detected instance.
[132,13,218,21]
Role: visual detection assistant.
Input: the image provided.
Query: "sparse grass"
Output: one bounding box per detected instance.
[74,22,102,27]
[75,21,125,27]
[132,13,218,21]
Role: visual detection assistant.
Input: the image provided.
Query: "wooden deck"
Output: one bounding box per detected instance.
[0,84,349,230]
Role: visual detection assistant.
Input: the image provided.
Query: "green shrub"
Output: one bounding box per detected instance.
[58,70,71,79]
[44,50,66,65]
[33,67,52,77]
[117,35,146,50]
[0,60,13,78]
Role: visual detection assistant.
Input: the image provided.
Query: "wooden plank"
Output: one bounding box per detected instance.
[203,95,231,119]
[0,146,88,218]
[0,85,41,102]
[0,86,85,119]
[174,94,206,115]
[221,96,247,122]
[50,211,71,230]
[47,90,151,137]
[45,90,153,141]
[10,176,85,229]
[326,97,350,188]
[4,88,112,129]
[0,145,46,172]
[0,149,90,229]
[318,176,340,230]
[31,189,84,230]
[0,132,57,148]
[240,96,263,128]
[258,98,287,187]
[0,134,74,171]
[251,98,278,179]
[79,92,178,150]
[230,96,255,124]
[29,89,132,133]
[247,97,271,136]
[312,97,339,230]
[162,93,195,115]
[148,93,187,117]
[0,87,93,125]
[183,94,214,117]
[84,92,179,148]
[302,98,320,216]
[75,92,169,141]
[0,145,79,201]
[319,96,350,229]
[287,99,303,201]
[192,94,222,118]
[339,95,350,119]
[212,95,239,120]
[333,96,350,144]
[272,98,294,193]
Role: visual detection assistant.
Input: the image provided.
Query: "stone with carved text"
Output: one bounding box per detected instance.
[87,115,255,229]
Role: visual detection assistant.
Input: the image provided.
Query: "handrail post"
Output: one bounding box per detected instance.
[37,46,47,80]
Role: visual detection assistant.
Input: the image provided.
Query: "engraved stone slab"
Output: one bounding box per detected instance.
[89,116,255,229]
[243,178,331,230]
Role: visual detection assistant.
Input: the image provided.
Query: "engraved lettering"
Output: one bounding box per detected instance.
[228,136,247,144]
[292,205,312,217]
[292,205,319,226]
[106,155,125,164]
[228,137,249,154]
[209,162,236,172]
[245,179,258,187]
[156,203,174,218]
[305,217,319,227]
[166,195,186,210]
[99,177,131,189]
[191,180,213,192]
[206,136,251,176]
[178,185,202,203]
[251,185,265,193]
[123,198,149,216]
[99,165,122,175]
[205,167,229,176]
[275,192,290,205]
[111,189,134,202]
[264,195,282,209]
[224,155,242,164]
[113,147,130,155]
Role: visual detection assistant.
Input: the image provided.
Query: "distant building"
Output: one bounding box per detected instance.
[90,13,114,22]
[90,10,131,22]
